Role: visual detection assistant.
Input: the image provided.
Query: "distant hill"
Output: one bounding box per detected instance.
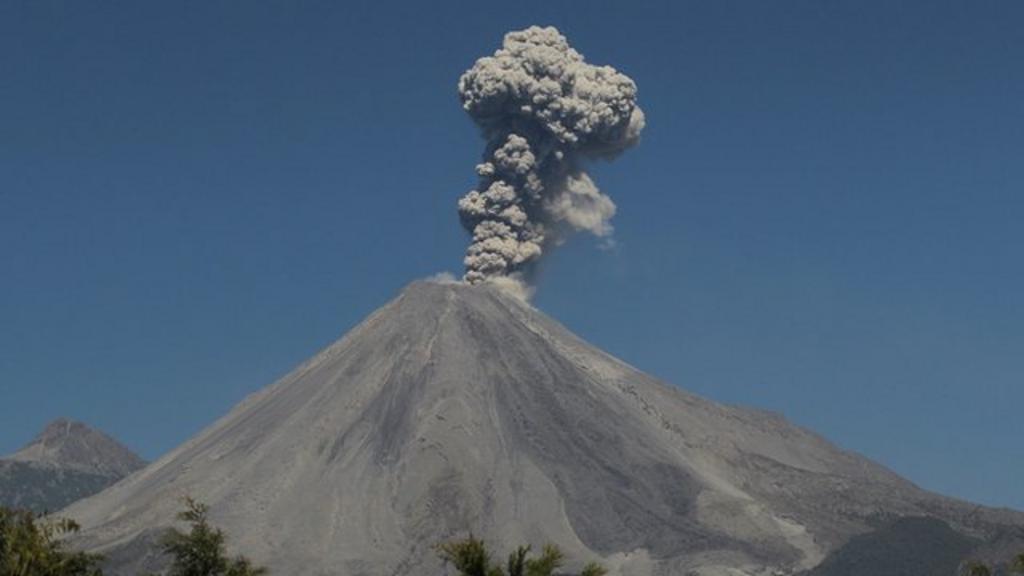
[0,418,145,513]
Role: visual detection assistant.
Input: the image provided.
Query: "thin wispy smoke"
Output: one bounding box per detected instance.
[456,26,645,288]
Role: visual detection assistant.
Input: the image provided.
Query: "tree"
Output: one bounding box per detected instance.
[1012,553,1024,574]
[506,546,528,576]
[961,552,1024,576]
[523,545,562,576]
[0,506,103,576]
[437,537,602,576]
[158,498,265,576]
[436,536,498,576]
[962,562,991,576]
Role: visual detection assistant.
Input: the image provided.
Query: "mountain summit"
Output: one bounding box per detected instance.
[9,418,145,477]
[1,419,145,513]
[64,282,1023,575]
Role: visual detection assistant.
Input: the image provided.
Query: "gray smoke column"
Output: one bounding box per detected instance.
[457,26,645,286]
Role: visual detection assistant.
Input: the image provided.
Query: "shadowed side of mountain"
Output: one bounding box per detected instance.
[0,460,116,514]
[801,517,981,576]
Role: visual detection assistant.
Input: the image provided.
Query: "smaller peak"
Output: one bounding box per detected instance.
[9,418,146,477]
[38,418,89,439]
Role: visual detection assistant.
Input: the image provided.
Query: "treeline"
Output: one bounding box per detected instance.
[5,501,1023,576]
[0,501,608,576]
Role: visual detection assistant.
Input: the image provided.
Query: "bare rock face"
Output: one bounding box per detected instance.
[62,282,1023,575]
[0,419,145,513]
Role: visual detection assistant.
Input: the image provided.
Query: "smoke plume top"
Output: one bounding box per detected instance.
[457,26,645,288]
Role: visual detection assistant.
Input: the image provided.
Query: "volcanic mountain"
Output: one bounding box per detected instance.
[0,419,145,513]
[64,281,1023,575]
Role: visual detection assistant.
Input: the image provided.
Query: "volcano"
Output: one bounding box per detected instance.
[64,281,1023,575]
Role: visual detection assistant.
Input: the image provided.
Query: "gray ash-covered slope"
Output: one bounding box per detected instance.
[0,419,145,513]
[64,282,1023,576]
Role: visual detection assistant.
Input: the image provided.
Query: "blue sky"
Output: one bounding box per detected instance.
[1,1,1021,510]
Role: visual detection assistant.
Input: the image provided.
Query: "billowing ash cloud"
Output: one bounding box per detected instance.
[457,26,645,286]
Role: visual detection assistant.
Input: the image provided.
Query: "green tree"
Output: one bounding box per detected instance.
[963,562,991,576]
[1012,553,1024,574]
[506,546,528,576]
[436,536,499,576]
[0,506,103,576]
[437,537,602,576]
[158,498,265,576]
[523,545,562,576]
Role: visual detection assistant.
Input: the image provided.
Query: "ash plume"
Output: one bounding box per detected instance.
[457,26,645,286]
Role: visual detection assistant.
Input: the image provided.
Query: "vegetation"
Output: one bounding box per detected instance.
[0,499,266,576]
[437,535,606,576]
[962,561,991,576]
[157,498,265,576]
[962,554,1024,576]
[4,501,1022,576]
[0,506,103,576]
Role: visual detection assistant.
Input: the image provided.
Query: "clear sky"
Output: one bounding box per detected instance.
[1,1,1021,510]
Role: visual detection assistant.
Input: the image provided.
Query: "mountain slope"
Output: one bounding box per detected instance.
[63,282,1024,576]
[0,419,145,513]
[801,517,981,576]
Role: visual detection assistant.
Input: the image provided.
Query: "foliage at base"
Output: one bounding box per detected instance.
[155,498,266,576]
[0,507,103,576]
[437,535,606,576]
